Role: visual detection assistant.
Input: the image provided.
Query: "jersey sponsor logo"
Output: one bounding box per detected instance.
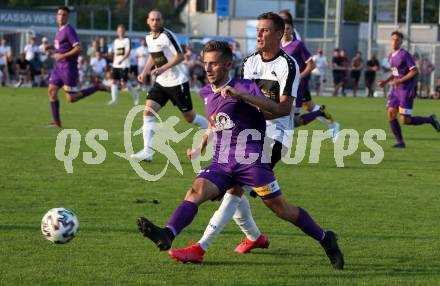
[209,112,235,131]
[54,40,59,50]
[255,79,281,103]
[391,67,399,77]
[116,47,125,56]
[151,51,168,67]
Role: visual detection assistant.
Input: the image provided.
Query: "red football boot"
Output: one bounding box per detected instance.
[168,243,205,263]
[234,234,270,254]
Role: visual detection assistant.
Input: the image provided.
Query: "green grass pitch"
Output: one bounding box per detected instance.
[0,87,439,285]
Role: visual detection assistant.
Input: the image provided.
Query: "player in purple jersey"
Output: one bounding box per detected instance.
[378,31,440,148]
[279,13,340,142]
[137,40,344,269]
[46,6,106,128]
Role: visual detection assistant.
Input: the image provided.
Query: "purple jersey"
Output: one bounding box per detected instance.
[200,78,267,165]
[390,49,416,97]
[54,24,80,65]
[281,40,312,100]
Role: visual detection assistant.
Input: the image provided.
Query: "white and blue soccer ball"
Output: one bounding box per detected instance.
[41,208,79,244]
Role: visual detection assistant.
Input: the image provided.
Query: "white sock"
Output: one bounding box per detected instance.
[198,193,241,250]
[143,115,156,154]
[126,82,139,104]
[111,84,118,103]
[313,104,333,128]
[233,195,261,241]
[191,114,209,129]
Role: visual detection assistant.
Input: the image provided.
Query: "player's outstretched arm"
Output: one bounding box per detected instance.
[151,53,184,76]
[221,86,290,117]
[138,55,155,82]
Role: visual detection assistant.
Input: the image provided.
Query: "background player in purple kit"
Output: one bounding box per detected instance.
[378,31,440,148]
[137,40,344,270]
[280,12,340,142]
[46,6,105,128]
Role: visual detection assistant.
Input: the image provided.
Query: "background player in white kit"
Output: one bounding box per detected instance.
[131,10,208,162]
[109,24,139,105]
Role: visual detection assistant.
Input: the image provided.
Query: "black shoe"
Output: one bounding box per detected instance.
[392,142,406,148]
[137,217,171,251]
[430,115,440,132]
[320,231,344,270]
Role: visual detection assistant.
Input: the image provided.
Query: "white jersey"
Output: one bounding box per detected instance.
[242,50,300,143]
[312,55,328,76]
[24,44,38,61]
[112,38,130,69]
[145,28,188,87]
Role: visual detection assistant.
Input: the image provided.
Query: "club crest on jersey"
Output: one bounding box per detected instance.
[210,112,235,131]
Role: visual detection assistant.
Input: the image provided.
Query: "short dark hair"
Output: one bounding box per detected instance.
[279,9,293,22]
[58,6,70,14]
[117,24,125,30]
[283,18,293,26]
[257,12,285,32]
[391,30,404,39]
[203,40,233,61]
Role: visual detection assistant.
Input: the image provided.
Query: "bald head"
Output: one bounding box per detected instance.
[147,10,163,32]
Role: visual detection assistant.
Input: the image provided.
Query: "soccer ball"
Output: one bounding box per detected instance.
[41,208,79,244]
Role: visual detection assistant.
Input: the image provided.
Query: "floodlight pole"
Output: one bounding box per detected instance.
[304,0,309,41]
[335,0,343,49]
[405,0,412,49]
[368,0,374,60]
[323,0,329,41]
[394,0,399,29]
[129,0,133,34]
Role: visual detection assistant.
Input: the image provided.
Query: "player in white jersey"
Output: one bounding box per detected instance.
[136,39,149,90]
[109,24,139,105]
[168,13,344,270]
[131,10,208,162]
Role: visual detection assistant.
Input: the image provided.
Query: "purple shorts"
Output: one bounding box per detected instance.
[387,87,416,116]
[49,62,79,94]
[197,161,281,200]
[294,81,310,115]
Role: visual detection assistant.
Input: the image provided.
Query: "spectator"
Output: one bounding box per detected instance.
[24,37,38,62]
[365,54,380,97]
[15,53,31,87]
[90,51,107,81]
[39,37,50,62]
[129,42,138,81]
[380,54,391,97]
[311,48,328,96]
[29,54,43,86]
[97,37,109,64]
[340,49,349,96]
[78,55,88,86]
[0,38,12,86]
[418,54,435,98]
[87,40,97,60]
[433,77,440,100]
[350,51,363,97]
[136,39,149,89]
[332,48,345,96]
[231,41,243,78]
[413,52,420,96]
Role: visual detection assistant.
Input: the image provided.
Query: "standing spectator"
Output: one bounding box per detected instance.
[340,49,349,96]
[413,52,420,96]
[24,37,38,62]
[418,54,435,98]
[97,37,109,64]
[365,54,380,97]
[433,77,440,99]
[15,53,31,87]
[231,41,243,77]
[129,41,138,81]
[29,54,43,86]
[78,55,88,86]
[136,38,149,89]
[311,48,328,96]
[332,48,344,96]
[39,37,50,62]
[90,51,107,81]
[380,55,391,97]
[350,51,363,97]
[0,38,12,85]
[87,40,97,60]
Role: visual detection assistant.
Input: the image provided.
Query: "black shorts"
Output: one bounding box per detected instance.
[129,65,138,76]
[112,68,129,81]
[147,81,193,112]
[303,88,312,103]
[365,71,376,84]
[351,70,361,82]
[333,71,344,85]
